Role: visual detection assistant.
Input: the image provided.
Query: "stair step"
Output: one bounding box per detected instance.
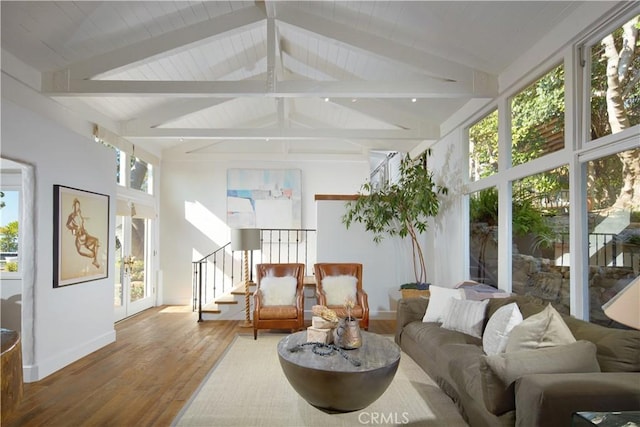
[214,295,238,304]
[231,282,254,295]
[202,303,221,314]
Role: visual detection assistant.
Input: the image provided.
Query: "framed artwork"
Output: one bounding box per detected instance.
[53,185,109,287]
[227,169,301,229]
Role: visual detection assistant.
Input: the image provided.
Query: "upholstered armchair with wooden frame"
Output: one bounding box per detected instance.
[253,263,306,340]
[314,263,369,330]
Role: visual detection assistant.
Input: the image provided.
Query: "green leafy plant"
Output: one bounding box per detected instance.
[342,152,448,285]
[5,261,18,272]
[0,221,18,252]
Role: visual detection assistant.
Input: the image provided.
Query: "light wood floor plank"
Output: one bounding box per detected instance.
[2,306,396,427]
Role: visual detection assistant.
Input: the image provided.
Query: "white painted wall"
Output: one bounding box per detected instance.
[316,199,415,318]
[427,128,468,287]
[159,159,370,305]
[1,98,116,382]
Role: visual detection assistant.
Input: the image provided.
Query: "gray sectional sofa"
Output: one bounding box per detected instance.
[395,295,640,427]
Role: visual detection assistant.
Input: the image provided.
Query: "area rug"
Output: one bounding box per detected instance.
[173,334,468,427]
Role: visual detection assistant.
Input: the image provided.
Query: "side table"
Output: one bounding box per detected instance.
[1,328,23,419]
[573,411,640,426]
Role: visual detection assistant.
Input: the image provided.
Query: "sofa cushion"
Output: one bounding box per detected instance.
[479,340,601,416]
[562,315,640,372]
[422,285,464,323]
[442,298,489,338]
[483,302,523,356]
[447,343,486,405]
[505,303,575,352]
[487,294,546,320]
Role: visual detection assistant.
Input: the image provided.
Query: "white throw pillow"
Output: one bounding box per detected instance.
[422,285,464,323]
[441,298,489,338]
[321,275,358,306]
[259,276,298,306]
[482,303,524,355]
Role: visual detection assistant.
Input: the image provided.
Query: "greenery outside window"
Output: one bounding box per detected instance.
[469,188,499,287]
[588,15,640,142]
[511,64,565,167]
[586,148,639,328]
[469,109,498,181]
[511,166,570,313]
[0,188,20,275]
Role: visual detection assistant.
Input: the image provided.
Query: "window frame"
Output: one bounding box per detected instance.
[0,173,22,279]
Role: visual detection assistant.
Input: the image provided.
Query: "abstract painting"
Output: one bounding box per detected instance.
[227,169,301,229]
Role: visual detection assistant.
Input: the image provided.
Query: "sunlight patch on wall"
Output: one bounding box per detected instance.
[185,200,229,247]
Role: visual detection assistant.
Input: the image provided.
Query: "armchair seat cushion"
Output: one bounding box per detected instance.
[258,306,299,320]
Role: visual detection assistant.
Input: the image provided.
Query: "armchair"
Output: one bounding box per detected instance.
[314,263,369,330]
[253,263,305,340]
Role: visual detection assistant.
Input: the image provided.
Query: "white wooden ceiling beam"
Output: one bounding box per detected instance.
[121,127,435,141]
[125,98,233,129]
[266,17,276,93]
[276,7,497,94]
[44,6,266,80]
[42,78,491,98]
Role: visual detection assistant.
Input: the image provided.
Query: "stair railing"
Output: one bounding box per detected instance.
[193,228,317,322]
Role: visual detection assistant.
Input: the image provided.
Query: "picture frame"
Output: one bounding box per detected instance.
[226,168,302,229]
[53,185,109,287]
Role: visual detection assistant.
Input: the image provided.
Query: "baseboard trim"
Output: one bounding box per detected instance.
[27,329,116,382]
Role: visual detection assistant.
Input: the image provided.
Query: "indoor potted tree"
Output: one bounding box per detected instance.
[342,150,448,287]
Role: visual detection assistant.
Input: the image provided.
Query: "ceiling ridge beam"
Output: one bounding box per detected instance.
[43,79,492,98]
[121,127,437,141]
[276,7,496,91]
[44,6,266,81]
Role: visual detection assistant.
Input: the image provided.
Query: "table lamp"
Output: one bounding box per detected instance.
[602,277,640,329]
[231,228,261,327]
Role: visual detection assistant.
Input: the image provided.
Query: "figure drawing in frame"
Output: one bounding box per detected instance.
[54,185,109,287]
[66,197,101,269]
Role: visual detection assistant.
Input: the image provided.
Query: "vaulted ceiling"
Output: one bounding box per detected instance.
[1,1,582,160]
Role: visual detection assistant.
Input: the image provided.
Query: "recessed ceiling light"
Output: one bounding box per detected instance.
[324,97,330,102]
[351,98,357,103]
[411,98,417,103]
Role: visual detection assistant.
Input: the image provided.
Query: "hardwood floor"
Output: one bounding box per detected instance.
[3,307,396,427]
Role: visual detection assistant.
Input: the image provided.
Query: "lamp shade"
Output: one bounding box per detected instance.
[602,277,640,330]
[230,228,261,251]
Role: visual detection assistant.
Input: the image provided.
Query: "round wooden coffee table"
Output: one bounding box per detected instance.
[277,330,400,412]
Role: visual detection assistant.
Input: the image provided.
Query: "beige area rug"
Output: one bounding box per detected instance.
[173,334,468,427]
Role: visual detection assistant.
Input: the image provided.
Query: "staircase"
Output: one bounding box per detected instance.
[193,228,317,322]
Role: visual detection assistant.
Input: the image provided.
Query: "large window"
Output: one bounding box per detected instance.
[586,148,640,327]
[130,156,152,194]
[469,110,498,181]
[588,14,640,142]
[511,64,565,166]
[469,188,499,287]
[511,166,570,313]
[1,167,21,276]
[463,9,639,325]
[0,188,20,274]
